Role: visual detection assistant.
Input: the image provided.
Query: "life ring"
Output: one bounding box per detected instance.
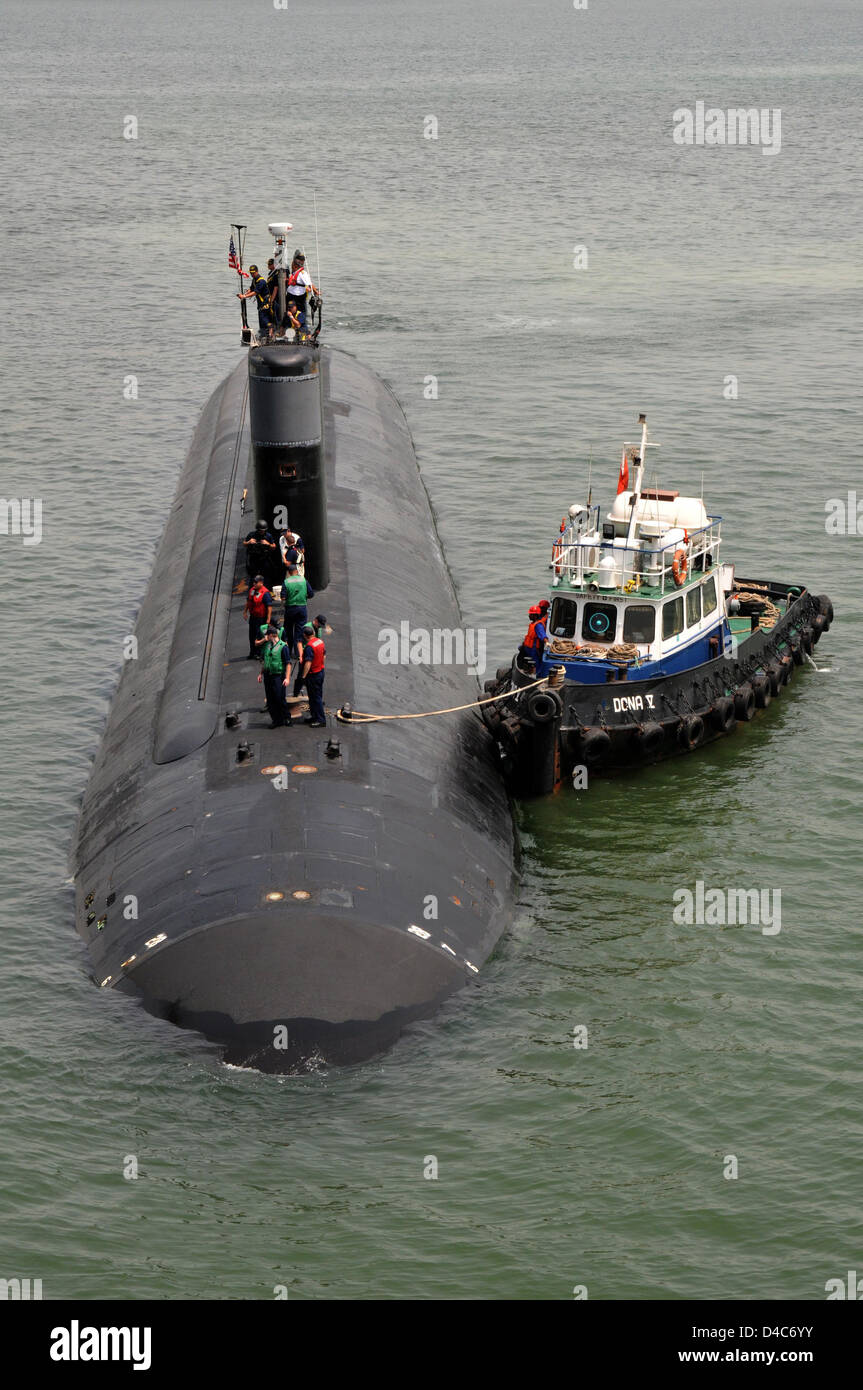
[671,548,688,586]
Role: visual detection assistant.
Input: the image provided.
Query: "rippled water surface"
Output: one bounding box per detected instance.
[1,0,861,1299]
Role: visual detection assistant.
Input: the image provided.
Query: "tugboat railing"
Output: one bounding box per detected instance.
[552,517,722,593]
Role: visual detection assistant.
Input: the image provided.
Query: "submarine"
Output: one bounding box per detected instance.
[72,222,516,1071]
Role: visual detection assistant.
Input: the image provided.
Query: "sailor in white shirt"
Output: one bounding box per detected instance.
[285,251,320,331]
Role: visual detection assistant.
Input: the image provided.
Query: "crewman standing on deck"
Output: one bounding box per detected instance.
[293,613,327,697]
[300,622,327,726]
[237,265,273,343]
[279,527,305,578]
[257,625,293,728]
[243,575,273,658]
[520,605,547,668]
[281,562,315,653]
[286,251,320,331]
[243,519,278,580]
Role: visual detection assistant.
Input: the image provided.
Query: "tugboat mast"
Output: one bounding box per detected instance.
[624,412,659,550]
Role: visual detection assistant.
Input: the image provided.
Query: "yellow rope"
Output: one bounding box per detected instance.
[335,675,549,724]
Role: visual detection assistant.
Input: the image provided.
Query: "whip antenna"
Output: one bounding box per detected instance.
[313,190,322,294]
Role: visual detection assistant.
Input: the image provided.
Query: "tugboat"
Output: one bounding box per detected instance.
[482,414,834,796]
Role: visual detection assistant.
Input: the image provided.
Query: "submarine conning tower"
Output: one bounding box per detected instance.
[248,343,329,591]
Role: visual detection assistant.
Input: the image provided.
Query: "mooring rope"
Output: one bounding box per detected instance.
[335,676,549,724]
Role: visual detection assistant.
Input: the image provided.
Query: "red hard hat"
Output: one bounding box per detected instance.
[528,606,541,617]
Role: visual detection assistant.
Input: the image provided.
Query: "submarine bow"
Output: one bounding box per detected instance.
[72,344,516,1069]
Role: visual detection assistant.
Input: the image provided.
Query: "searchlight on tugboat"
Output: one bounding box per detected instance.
[481,415,835,797]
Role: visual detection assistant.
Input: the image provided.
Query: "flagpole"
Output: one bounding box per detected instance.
[232,223,251,344]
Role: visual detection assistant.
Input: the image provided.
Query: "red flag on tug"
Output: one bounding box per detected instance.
[616,448,629,495]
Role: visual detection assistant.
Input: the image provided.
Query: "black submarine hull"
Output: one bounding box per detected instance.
[72,346,516,1070]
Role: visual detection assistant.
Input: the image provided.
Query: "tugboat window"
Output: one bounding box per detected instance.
[550,597,578,638]
[623,604,656,643]
[582,603,617,642]
[662,596,684,639]
[702,575,718,615]
[686,585,702,627]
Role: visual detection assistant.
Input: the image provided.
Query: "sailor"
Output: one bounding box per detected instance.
[237,264,273,343]
[292,613,327,697]
[255,619,286,656]
[243,519,278,579]
[300,622,327,726]
[257,625,293,728]
[280,527,305,577]
[281,562,315,653]
[243,575,273,658]
[282,298,304,342]
[286,251,320,329]
[520,605,547,668]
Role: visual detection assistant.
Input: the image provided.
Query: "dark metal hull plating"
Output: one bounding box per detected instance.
[72,347,516,1070]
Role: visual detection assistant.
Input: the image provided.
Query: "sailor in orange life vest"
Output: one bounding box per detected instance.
[300,621,327,726]
[284,251,320,332]
[519,605,548,668]
[243,575,273,658]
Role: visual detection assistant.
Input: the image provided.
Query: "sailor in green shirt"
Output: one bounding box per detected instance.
[256,625,293,727]
[281,562,315,653]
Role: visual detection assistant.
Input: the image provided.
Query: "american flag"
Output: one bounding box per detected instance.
[228,236,249,275]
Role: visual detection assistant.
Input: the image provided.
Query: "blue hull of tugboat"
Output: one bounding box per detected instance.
[483,582,834,795]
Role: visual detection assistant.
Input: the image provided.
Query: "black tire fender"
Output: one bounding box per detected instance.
[678,714,704,750]
[712,697,736,732]
[734,684,756,721]
[579,728,612,767]
[753,674,772,708]
[637,721,664,757]
[526,688,563,725]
